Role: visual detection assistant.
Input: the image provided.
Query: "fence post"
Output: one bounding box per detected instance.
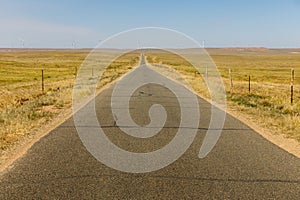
[229,68,233,89]
[75,66,77,77]
[248,75,251,93]
[291,68,294,105]
[205,65,208,81]
[42,69,44,94]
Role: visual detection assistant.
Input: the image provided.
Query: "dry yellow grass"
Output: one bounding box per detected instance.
[145,48,300,142]
[0,49,140,150]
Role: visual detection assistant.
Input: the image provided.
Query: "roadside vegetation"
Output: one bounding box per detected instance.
[0,49,139,151]
[145,48,300,142]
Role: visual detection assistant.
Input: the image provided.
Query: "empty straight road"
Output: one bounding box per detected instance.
[0,56,300,199]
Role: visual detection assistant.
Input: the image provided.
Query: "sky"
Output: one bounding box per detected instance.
[1,0,300,48]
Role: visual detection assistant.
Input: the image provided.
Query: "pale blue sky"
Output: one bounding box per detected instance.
[1,0,300,48]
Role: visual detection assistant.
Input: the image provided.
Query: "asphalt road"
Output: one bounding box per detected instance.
[1,58,300,199]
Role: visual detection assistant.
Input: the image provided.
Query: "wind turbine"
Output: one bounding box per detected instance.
[19,39,25,48]
[72,40,77,49]
[137,40,141,49]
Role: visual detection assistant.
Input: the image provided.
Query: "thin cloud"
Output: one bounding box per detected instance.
[0,18,95,36]
[0,17,101,47]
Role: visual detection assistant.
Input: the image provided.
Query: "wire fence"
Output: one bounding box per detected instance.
[223,68,298,105]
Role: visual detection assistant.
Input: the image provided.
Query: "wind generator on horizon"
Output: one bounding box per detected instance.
[72,40,77,49]
[19,39,25,48]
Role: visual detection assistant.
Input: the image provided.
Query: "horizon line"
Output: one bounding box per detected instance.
[1,47,300,50]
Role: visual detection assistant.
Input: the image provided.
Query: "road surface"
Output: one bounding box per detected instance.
[0,57,299,199]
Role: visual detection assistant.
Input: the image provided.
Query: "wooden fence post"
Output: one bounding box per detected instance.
[229,68,233,89]
[248,75,251,93]
[75,66,77,77]
[205,65,208,81]
[42,69,44,94]
[291,68,294,105]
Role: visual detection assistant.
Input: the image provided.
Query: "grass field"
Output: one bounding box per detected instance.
[0,49,140,150]
[145,48,300,142]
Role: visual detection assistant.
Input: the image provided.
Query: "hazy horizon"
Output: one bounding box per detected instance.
[1,47,300,50]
